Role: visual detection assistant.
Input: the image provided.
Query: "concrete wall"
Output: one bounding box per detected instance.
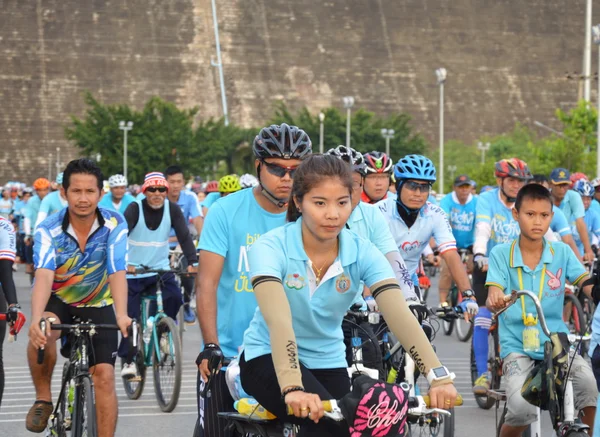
[1,0,597,183]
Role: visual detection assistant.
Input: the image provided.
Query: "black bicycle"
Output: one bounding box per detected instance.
[38,318,137,437]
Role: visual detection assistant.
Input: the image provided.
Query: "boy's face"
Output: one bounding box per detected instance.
[512,198,553,240]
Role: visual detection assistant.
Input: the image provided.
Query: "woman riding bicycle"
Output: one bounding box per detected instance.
[238,155,458,437]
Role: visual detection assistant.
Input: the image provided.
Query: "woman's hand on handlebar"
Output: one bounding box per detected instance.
[429,382,458,410]
[486,287,507,312]
[285,390,324,423]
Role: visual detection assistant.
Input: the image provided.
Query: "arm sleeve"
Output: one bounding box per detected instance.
[33,227,56,270]
[0,260,17,305]
[107,218,128,274]
[385,251,417,300]
[431,206,457,254]
[252,277,303,391]
[123,202,139,234]
[371,279,444,376]
[565,245,588,285]
[473,194,492,255]
[484,246,508,291]
[551,207,571,236]
[170,201,198,264]
[197,202,229,256]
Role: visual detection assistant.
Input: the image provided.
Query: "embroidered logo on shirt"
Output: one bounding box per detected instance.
[546,269,562,291]
[401,241,420,252]
[285,273,305,290]
[336,273,351,293]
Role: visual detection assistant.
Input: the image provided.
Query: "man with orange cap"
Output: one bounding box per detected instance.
[22,178,51,281]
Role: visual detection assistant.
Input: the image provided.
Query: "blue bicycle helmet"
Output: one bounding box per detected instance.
[574,179,594,197]
[394,154,436,182]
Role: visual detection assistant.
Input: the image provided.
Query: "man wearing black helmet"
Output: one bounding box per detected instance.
[193,124,311,437]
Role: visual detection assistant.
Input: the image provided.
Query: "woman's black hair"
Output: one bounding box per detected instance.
[514,183,552,211]
[287,155,353,222]
[63,158,104,192]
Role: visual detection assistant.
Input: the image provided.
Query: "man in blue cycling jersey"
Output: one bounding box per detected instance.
[26,159,132,436]
[194,124,312,437]
[98,174,135,214]
[377,155,478,321]
[550,168,594,262]
[439,174,477,304]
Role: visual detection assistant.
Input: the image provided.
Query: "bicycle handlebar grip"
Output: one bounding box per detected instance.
[286,400,334,416]
[37,319,46,365]
[421,394,463,407]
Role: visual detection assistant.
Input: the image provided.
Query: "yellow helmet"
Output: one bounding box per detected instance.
[218,174,241,193]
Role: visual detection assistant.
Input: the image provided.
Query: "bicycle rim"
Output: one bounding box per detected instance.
[122,329,146,400]
[153,317,182,412]
[72,377,96,437]
[564,293,586,336]
[455,318,473,342]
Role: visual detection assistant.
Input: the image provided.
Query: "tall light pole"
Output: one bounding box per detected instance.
[56,147,61,175]
[119,121,133,181]
[594,24,600,177]
[343,96,355,148]
[436,68,447,195]
[48,153,53,180]
[584,0,593,102]
[477,141,491,164]
[533,120,565,137]
[447,165,457,182]
[381,129,395,157]
[319,112,325,154]
[210,0,229,125]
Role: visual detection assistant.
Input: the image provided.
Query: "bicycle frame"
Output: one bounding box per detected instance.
[140,277,173,366]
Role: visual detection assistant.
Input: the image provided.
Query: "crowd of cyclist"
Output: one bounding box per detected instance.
[2,121,600,436]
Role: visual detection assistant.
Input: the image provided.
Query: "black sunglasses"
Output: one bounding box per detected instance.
[146,186,167,193]
[261,160,299,178]
[404,181,431,193]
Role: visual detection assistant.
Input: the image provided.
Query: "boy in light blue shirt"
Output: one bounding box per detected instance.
[486,183,596,435]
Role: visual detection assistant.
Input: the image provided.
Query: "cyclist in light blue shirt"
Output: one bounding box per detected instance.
[572,180,600,256]
[98,174,135,215]
[35,173,67,228]
[194,123,312,437]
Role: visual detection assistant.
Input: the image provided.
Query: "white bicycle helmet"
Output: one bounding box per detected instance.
[591,178,600,188]
[108,174,128,188]
[239,173,259,188]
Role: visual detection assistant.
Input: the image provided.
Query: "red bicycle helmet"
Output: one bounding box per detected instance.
[494,158,532,180]
[363,151,393,174]
[205,180,219,193]
[569,172,588,188]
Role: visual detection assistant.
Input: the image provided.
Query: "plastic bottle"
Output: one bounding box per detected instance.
[234,398,276,420]
[522,313,540,353]
[143,316,155,344]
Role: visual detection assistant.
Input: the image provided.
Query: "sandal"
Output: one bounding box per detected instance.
[26,400,53,433]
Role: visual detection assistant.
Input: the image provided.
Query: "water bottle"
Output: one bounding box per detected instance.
[522,313,540,353]
[143,316,155,344]
[234,398,276,420]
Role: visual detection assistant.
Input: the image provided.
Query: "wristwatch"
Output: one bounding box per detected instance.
[461,289,475,299]
[426,366,455,385]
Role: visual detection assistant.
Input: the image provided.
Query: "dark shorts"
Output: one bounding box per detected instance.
[45,294,118,367]
[472,264,488,307]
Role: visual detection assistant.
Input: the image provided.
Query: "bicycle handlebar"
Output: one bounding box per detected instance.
[132,266,196,276]
[495,290,551,337]
[429,304,464,320]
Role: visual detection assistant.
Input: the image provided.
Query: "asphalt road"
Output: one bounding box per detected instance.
[1,270,556,436]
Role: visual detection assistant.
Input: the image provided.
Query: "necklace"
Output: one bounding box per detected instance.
[310,242,338,285]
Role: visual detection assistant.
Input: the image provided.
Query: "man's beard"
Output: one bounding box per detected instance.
[148,201,163,210]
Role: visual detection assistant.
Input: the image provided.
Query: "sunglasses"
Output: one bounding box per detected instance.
[146,186,167,193]
[262,160,299,178]
[404,181,431,193]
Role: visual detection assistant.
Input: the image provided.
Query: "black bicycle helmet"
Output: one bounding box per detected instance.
[326,145,367,175]
[253,123,312,160]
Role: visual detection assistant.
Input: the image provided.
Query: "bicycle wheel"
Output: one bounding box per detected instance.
[72,376,96,437]
[443,288,457,336]
[564,293,586,337]
[153,316,182,412]
[455,293,473,342]
[442,408,455,437]
[122,328,146,400]
[176,305,185,343]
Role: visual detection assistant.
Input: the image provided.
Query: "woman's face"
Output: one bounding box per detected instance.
[296,177,352,243]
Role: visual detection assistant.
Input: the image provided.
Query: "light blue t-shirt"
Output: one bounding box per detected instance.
[475,188,520,255]
[98,191,135,215]
[346,202,398,255]
[0,197,13,219]
[13,198,28,234]
[571,207,600,255]
[486,238,587,360]
[201,192,221,210]
[559,189,586,224]
[197,188,286,358]
[168,190,202,246]
[36,191,68,227]
[242,219,395,369]
[550,205,571,237]
[439,192,476,249]
[25,195,42,235]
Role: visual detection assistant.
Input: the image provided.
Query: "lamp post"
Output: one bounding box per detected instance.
[319,112,325,154]
[594,24,600,177]
[533,120,565,138]
[56,147,61,175]
[342,96,355,148]
[381,129,395,157]
[584,0,593,102]
[119,121,133,181]
[436,68,447,195]
[477,141,491,164]
[447,165,457,182]
[48,153,52,180]
[210,0,229,125]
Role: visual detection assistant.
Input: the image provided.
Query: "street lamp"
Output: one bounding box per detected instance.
[342,96,355,148]
[56,147,61,175]
[584,0,593,102]
[119,121,134,181]
[593,24,600,177]
[318,112,325,154]
[210,0,229,125]
[381,129,395,157]
[435,68,447,195]
[447,165,457,182]
[48,153,53,180]
[477,141,491,164]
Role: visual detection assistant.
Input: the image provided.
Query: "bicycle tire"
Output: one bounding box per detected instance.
[443,288,457,336]
[72,376,96,437]
[455,318,473,342]
[153,316,182,412]
[122,328,146,400]
[49,362,71,437]
[177,305,185,343]
[564,432,591,437]
[443,407,455,437]
[564,293,586,337]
